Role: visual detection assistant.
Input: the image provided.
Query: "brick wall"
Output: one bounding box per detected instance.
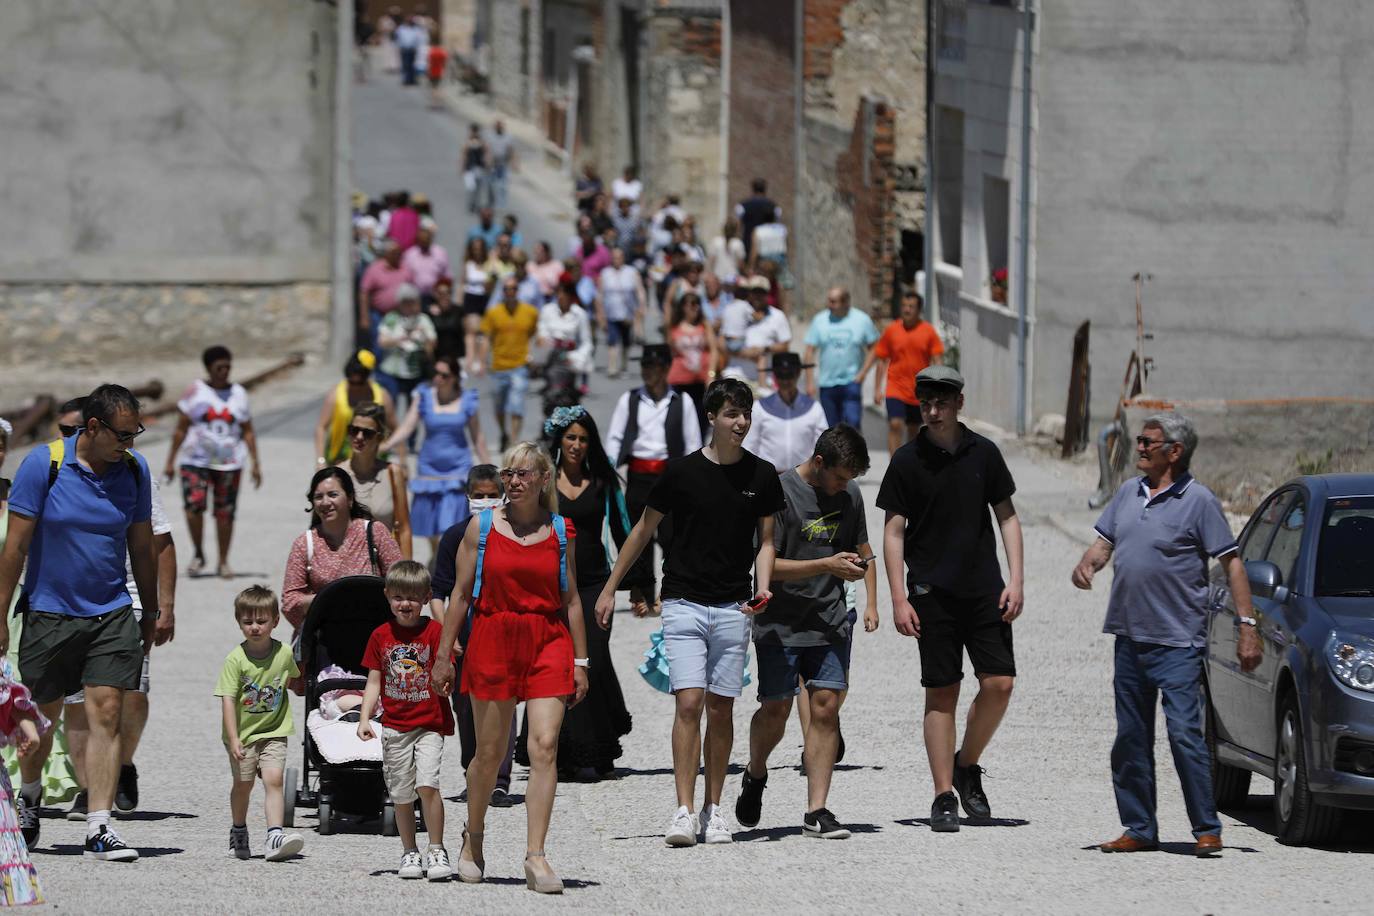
[836,97,897,308]
[727,0,797,227]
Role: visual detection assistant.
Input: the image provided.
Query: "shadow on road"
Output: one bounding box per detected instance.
[115,810,197,822]
[1223,795,1374,853]
[367,868,601,889]
[897,816,1029,829]
[735,822,883,842]
[44,845,183,858]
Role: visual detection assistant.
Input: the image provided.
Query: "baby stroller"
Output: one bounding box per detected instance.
[286,575,405,836]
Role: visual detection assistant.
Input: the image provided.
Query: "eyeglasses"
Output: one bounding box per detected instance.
[95,416,145,443]
[1135,436,1172,451]
[498,468,539,482]
[59,423,81,437]
[432,369,455,379]
[347,425,379,440]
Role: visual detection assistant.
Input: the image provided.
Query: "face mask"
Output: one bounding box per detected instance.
[469,497,504,512]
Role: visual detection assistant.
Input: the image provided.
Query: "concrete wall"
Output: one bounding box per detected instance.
[930,1,1031,432]
[1033,0,1374,428]
[0,0,339,369]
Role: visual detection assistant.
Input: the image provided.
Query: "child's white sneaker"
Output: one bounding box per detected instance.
[265,829,304,861]
[229,825,250,860]
[425,845,452,881]
[399,849,424,879]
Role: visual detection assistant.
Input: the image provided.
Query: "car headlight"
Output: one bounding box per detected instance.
[1327,631,1374,693]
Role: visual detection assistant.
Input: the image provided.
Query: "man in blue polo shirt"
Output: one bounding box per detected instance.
[0,385,159,862]
[1073,412,1262,857]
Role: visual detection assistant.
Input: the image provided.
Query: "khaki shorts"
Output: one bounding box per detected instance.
[227,736,288,783]
[382,727,443,804]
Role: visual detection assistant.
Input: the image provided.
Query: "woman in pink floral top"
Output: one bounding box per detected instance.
[282,468,403,631]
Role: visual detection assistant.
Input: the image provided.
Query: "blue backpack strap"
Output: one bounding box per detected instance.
[473,508,494,600]
[551,514,569,593]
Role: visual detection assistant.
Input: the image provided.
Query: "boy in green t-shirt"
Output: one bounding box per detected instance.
[214,585,305,862]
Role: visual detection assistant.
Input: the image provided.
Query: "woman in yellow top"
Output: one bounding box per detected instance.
[313,351,400,467]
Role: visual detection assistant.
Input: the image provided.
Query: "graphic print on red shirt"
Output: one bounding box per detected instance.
[361,618,455,735]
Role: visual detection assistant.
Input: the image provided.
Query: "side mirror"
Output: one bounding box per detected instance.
[1246,559,1289,603]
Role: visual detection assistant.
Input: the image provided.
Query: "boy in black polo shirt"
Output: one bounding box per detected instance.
[876,366,1024,832]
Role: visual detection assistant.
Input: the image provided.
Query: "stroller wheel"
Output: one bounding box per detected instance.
[283,768,298,828]
[381,801,398,837]
[318,798,334,836]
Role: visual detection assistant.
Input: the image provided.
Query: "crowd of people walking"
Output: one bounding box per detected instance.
[0,103,1267,903]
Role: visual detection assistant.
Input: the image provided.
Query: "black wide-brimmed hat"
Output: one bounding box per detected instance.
[770,352,813,376]
[637,343,672,367]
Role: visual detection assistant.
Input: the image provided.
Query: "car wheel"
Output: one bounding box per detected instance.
[1206,696,1251,809]
[1273,695,1342,845]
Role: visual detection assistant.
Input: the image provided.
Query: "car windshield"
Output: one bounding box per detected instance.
[1316,496,1374,597]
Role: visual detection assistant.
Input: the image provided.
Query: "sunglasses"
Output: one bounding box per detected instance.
[432,369,455,379]
[59,423,81,437]
[95,416,145,443]
[347,425,379,440]
[498,468,539,482]
[1135,436,1172,451]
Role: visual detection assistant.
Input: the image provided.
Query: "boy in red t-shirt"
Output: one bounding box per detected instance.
[359,561,456,881]
[863,288,944,454]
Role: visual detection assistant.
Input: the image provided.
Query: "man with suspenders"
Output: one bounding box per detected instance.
[604,344,702,614]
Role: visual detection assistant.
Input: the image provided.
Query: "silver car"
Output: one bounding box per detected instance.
[1205,473,1374,845]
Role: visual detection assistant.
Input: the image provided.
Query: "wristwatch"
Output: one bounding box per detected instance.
[573,658,590,669]
[1238,615,1259,627]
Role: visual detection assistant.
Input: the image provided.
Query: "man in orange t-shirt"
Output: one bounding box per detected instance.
[862,289,944,454]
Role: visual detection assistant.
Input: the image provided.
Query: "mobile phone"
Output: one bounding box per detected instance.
[746,594,769,610]
[852,555,874,569]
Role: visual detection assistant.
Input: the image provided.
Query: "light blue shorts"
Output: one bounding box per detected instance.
[490,365,529,417]
[661,598,752,697]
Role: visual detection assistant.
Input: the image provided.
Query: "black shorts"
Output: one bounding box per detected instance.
[19,606,144,704]
[913,588,1015,688]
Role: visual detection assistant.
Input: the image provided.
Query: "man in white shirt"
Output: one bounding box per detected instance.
[743,353,830,474]
[724,277,791,382]
[611,166,643,207]
[605,344,703,612]
[537,279,594,378]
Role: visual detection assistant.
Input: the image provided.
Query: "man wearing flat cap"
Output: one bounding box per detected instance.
[605,344,703,614]
[743,353,829,475]
[876,365,1025,833]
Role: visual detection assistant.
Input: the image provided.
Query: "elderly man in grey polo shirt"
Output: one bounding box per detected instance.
[1072,412,1261,857]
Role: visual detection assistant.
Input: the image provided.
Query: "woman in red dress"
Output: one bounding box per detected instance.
[431,442,589,894]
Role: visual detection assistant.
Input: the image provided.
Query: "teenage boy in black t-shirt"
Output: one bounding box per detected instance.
[596,378,784,848]
[875,365,1024,833]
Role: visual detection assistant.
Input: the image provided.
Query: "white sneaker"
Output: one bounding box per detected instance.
[664,806,698,847]
[701,804,733,844]
[425,846,452,881]
[265,830,305,861]
[398,849,424,879]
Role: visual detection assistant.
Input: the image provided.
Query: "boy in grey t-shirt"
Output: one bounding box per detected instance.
[735,425,878,839]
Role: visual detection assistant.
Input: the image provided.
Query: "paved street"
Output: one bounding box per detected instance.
[27,77,1372,914]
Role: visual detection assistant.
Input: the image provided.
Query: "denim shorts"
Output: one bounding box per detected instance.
[661,598,752,697]
[490,365,529,417]
[885,397,921,423]
[755,640,850,701]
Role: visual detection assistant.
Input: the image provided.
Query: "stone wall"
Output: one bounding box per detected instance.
[0,283,331,371]
[641,12,724,223]
[486,0,539,120]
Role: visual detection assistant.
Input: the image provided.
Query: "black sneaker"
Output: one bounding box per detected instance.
[734,768,767,829]
[67,789,89,822]
[116,764,139,813]
[15,792,39,849]
[930,791,960,832]
[952,751,991,820]
[835,728,846,765]
[802,807,851,839]
[489,788,514,808]
[85,825,138,861]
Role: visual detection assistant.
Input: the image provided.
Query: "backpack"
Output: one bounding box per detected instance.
[471,508,568,602]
